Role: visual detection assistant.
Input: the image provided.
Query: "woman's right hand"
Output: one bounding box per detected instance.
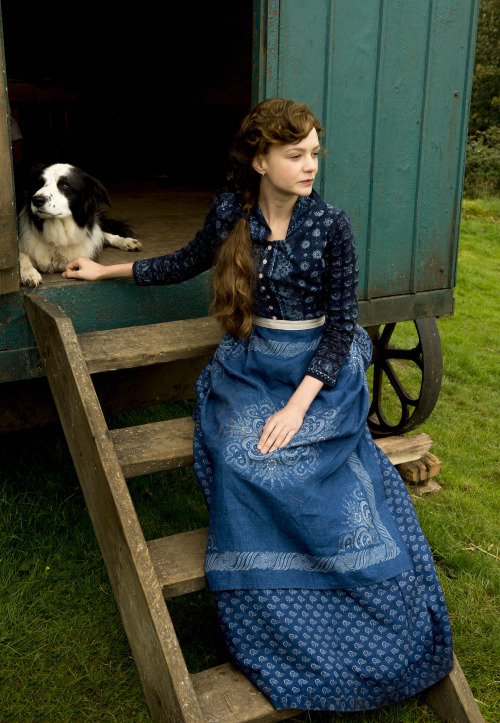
[62,257,106,281]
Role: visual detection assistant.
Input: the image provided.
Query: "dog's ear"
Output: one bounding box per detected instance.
[85,174,111,207]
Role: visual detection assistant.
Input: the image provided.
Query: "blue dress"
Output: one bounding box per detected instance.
[133,191,454,712]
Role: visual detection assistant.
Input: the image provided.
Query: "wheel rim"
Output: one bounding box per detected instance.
[367,317,443,437]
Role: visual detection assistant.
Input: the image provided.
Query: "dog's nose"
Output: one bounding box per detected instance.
[32,196,47,208]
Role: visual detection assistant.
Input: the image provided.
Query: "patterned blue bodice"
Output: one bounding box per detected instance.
[133,190,359,386]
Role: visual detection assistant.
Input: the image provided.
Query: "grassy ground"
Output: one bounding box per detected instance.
[1,198,499,721]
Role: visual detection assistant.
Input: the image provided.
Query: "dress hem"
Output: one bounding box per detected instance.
[250,654,455,713]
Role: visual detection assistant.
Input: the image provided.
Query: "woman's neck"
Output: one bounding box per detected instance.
[257,190,298,241]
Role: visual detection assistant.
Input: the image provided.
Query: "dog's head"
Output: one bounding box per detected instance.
[26,163,111,228]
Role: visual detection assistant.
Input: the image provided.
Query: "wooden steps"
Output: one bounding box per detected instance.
[78,316,221,373]
[24,294,485,723]
[192,663,293,723]
[111,414,433,480]
[110,417,196,477]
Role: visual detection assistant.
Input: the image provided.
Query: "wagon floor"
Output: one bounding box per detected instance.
[37,181,215,288]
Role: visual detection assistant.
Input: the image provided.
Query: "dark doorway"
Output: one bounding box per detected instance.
[3,1,253,189]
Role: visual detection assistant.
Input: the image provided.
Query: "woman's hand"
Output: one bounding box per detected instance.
[257,374,324,455]
[62,257,106,281]
[257,405,305,455]
[62,258,135,281]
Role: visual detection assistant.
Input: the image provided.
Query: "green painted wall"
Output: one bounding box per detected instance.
[253,0,479,300]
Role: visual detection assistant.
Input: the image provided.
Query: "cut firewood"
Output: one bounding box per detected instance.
[398,451,442,484]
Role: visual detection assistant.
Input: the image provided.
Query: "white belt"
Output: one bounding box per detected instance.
[253,315,325,330]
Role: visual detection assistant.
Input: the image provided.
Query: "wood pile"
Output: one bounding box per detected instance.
[397,451,443,496]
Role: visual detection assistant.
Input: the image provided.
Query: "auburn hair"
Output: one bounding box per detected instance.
[211,98,325,339]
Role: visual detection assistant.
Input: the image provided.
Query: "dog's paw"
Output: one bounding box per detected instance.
[123,237,142,252]
[19,252,43,288]
[21,267,43,288]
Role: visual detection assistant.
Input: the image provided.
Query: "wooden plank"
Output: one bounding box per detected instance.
[0,20,19,294]
[192,663,294,723]
[112,416,432,481]
[374,432,433,466]
[111,417,195,478]
[425,653,486,723]
[78,316,221,373]
[148,528,208,599]
[24,294,204,723]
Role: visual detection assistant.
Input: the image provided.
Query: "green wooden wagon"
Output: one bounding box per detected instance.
[0,0,479,439]
[0,2,485,721]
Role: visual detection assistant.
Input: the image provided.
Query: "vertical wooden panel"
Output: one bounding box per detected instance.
[252,0,478,310]
[366,1,431,298]
[252,0,280,103]
[320,0,381,299]
[414,0,479,292]
[276,0,331,117]
[0,13,18,295]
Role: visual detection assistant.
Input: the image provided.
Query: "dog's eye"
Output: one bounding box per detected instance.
[58,181,70,190]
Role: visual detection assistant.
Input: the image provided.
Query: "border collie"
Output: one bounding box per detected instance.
[18,163,142,287]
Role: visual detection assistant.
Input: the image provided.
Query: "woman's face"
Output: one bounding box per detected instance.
[253,127,320,199]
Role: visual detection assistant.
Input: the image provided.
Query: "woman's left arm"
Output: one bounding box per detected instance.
[257,374,324,454]
[306,209,359,386]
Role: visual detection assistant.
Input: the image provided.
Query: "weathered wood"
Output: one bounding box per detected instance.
[79,316,221,373]
[148,528,208,599]
[111,417,196,477]
[426,653,486,723]
[112,417,433,481]
[0,33,19,295]
[398,452,442,484]
[191,663,294,723]
[374,432,433,466]
[24,294,204,723]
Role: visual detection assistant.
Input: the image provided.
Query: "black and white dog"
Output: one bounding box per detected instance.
[18,163,142,287]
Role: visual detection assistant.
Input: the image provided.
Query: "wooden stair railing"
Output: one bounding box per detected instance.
[24,294,485,723]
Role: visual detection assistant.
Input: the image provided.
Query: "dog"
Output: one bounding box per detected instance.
[18,163,142,287]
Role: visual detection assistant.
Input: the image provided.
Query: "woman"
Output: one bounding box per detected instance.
[63,99,453,712]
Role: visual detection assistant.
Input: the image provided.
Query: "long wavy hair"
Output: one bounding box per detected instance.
[211,98,325,339]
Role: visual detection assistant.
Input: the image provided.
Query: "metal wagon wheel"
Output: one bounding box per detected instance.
[367,317,443,437]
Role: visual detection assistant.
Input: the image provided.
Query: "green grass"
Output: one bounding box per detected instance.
[1,198,499,721]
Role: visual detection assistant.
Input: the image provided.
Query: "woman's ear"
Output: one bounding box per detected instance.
[252,156,265,175]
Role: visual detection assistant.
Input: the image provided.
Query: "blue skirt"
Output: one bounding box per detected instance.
[192,323,453,712]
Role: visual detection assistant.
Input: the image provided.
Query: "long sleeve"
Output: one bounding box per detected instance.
[132,194,237,286]
[305,210,359,386]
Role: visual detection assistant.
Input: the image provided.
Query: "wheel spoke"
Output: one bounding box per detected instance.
[368,318,443,437]
[382,360,419,406]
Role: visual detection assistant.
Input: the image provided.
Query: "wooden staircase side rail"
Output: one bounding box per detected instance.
[24,294,205,723]
[425,654,486,723]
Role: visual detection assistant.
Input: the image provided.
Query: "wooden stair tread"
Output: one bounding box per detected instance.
[110,417,195,478]
[78,316,221,373]
[148,527,208,599]
[192,663,294,723]
[111,412,433,479]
